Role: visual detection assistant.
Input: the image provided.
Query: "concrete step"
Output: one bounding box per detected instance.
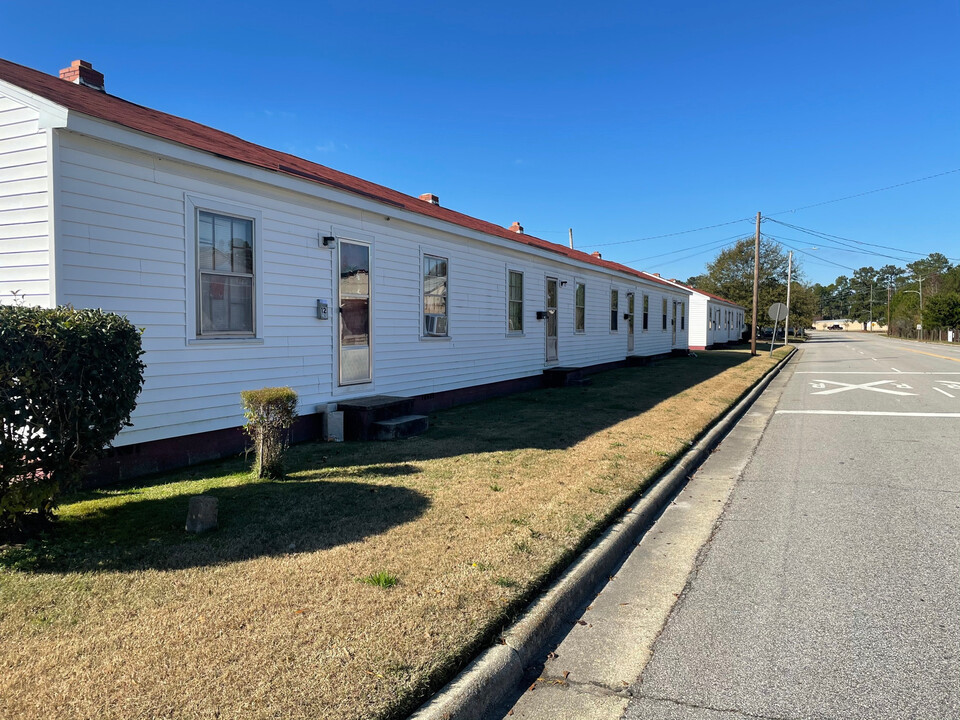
[371,415,429,441]
[543,366,587,387]
[338,395,416,440]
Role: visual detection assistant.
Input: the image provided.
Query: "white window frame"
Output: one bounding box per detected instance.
[574,280,586,333]
[421,250,450,340]
[642,294,649,331]
[184,194,264,345]
[662,297,668,331]
[610,288,619,332]
[507,269,524,335]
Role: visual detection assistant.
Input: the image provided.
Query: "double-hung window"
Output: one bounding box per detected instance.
[198,210,254,336]
[642,295,649,330]
[423,255,448,337]
[575,282,586,332]
[681,301,686,330]
[662,298,668,330]
[508,270,524,333]
[610,290,619,331]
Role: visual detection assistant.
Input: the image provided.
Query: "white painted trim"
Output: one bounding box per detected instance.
[335,236,374,388]
[506,267,524,335]
[183,193,264,344]
[610,287,619,333]
[0,79,69,129]
[573,277,586,334]
[420,247,450,341]
[46,127,62,307]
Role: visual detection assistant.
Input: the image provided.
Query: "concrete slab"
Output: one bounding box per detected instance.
[507,681,630,719]
[494,353,795,718]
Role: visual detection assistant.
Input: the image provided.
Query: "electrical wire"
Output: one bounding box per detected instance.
[622,232,748,264]
[631,236,745,271]
[766,167,960,216]
[765,218,960,262]
[763,231,915,264]
[590,217,754,248]
[767,235,859,273]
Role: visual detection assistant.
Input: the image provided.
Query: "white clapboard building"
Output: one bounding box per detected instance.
[640,274,744,350]
[0,58,691,476]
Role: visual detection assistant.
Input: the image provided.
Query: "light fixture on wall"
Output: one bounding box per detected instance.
[321,235,336,247]
[559,280,568,287]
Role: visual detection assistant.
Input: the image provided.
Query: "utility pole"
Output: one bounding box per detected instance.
[918,275,924,341]
[750,212,761,356]
[568,228,574,249]
[784,251,792,346]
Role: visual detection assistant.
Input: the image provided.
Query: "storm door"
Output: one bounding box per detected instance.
[626,292,635,352]
[545,277,559,362]
[338,240,371,385]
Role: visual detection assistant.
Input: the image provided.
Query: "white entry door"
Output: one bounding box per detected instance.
[338,240,371,385]
[545,277,559,362]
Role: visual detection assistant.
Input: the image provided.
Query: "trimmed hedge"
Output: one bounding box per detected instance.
[240,387,298,479]
[0,305,145,527]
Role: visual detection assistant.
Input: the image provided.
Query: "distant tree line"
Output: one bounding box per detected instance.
[687,242,959,341]
[808,253,960,339]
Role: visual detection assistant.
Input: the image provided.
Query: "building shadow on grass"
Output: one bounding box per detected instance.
[293,349,760,470]
[4,473,429,574]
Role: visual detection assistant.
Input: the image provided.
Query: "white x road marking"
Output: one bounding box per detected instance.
[810,379,917,396]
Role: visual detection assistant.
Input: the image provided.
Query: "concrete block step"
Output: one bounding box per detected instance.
[371,414,429,441]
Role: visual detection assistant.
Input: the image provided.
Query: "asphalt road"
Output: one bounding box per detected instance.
[625,334,960,719]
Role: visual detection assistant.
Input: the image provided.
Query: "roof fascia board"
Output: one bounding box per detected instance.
[640,273,694,296]
[62,110,663,286]
[0,79,69,129]
[644,274,741,308]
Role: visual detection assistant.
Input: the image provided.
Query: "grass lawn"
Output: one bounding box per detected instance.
[1,348,789,720]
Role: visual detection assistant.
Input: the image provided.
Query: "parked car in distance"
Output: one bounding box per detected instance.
[827,324,843,330]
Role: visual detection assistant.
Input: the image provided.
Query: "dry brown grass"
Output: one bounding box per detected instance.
[0,348,788,720]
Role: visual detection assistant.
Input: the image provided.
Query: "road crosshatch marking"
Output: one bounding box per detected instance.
[809,379,916,396]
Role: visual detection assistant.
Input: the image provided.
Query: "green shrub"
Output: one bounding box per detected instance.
[240,387,298,479]
[0,305,146,529]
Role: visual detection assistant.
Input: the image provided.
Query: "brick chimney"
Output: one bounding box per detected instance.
[419,193,439,206]
[59,60,105,91]
[508,221,523,234]
[591,251,602,259]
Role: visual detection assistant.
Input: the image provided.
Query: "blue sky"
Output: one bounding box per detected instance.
[5,1,959,285]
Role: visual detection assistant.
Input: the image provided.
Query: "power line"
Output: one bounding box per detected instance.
[633,236,745,271]
[767,167,960,216]
[590,217,754,248]
[623,232,748,264]
[766,235,859,272]
[766,218,960,261]
[763,230,915,264]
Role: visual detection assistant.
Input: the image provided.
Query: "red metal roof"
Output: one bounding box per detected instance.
[640,273,743,308]
[0,57,681,288]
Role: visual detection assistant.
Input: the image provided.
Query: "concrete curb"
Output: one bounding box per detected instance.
[409,348,797,720]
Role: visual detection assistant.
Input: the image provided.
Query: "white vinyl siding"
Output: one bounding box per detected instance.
[39,124,693,447]
[0,92,49,306]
